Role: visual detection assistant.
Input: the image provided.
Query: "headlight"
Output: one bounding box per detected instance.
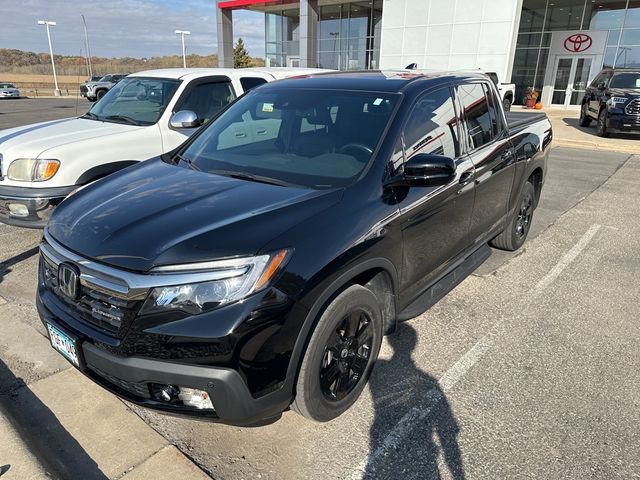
[610,96,628,107]
[7,158,60,182]
[140,249,290,316]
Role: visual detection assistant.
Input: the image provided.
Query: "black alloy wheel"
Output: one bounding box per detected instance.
[597,108,610,137]
[292,284,383,422]
[490,180,536,251]
[320,310,374,401]
[515,188,533,240]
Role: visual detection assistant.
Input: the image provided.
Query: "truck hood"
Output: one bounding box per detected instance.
[0,117,140,161]
[47,158,343,272]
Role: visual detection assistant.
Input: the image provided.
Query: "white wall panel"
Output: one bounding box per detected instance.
[380,0,522,82]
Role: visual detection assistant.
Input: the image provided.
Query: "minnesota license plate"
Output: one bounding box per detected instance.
[46,323,80,367]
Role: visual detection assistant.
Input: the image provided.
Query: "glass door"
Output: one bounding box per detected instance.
[551,56,593,108]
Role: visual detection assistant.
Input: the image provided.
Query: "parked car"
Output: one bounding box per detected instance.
[37,70,552,426]
[0,67,330,227]
[485,71,515,111]
[0,82,21,98]
[579,67,640,137]
[80,73,130,101]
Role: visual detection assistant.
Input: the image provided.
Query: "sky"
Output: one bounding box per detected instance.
[0,0,266,58]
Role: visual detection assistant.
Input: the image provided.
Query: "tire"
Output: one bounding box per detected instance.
[597,108,610,137]
[292,284,383,422]
[490,181,536,252]
[86,96,96,102]
[579,102,592,127]
[503,97,512,112]
[96,90,107,100]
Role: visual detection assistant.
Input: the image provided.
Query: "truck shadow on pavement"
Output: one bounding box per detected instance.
[0,360,108,479]
[363,324,465,480]
[0,246,39,285]
[562,117,638,140]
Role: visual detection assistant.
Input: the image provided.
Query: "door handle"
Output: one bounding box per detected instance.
[459,170,475,186]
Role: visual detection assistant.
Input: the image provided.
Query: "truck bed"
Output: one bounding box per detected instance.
[506,111,548,134]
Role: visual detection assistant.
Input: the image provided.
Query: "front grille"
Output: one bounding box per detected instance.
[41,255,144,337]
[625,98,640,115]
[80,85,88,94]
[88,366,151,398]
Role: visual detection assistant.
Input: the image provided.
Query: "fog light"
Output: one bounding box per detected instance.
[178,387,214,410]
[150,384,179,402]
[8,203,29,217]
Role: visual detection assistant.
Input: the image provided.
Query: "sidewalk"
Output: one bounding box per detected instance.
[515,106,640,154]
[0,295,211,480]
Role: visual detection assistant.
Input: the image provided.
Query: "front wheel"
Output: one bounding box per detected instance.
[292,285,383,422]
[503,97,512,112]
[96,90,107,101]
[490,181,536,252]
[597,108,610,137]
[579,103,592,127]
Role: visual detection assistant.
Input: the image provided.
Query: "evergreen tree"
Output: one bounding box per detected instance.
[233,38,252,68]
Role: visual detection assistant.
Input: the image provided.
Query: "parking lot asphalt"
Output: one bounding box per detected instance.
[1,101,639,479]
[0,97,89,130]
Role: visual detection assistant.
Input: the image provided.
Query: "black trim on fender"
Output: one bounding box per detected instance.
[75,161,138,185]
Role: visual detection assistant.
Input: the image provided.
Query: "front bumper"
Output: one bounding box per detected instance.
[0,185,76,228]
[0,92,20,98]
[607,112,640,132]
[36,279,293,426]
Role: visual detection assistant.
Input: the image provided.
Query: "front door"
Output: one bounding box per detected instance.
[551,56,593,109]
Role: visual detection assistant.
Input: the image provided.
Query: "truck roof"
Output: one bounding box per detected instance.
[261,69,490,93]
[129,67,332,81]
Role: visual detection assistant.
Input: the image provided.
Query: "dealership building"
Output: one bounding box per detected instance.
[216,0,640,108]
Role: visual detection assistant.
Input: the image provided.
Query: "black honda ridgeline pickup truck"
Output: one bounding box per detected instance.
[37,71,552,426]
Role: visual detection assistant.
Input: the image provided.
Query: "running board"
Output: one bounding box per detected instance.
[397,244,492,321]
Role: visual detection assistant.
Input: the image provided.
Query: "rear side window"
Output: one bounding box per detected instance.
[175,81,236,124]
[458,83,494,150]
[240,77,268,91]
[403,87,460,160]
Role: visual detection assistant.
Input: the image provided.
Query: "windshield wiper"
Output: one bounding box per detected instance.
[210,169,294,187]
[176,154,201,171]
[81,111,101,121]
[102,114,143,126]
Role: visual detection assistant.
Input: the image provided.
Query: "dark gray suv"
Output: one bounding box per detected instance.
[80,73,129,102]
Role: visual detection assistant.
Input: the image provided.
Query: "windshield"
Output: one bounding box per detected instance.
[86,77,180,126]
[609,72,640,89]
[0,83,16,89]
[177,88,400,188]
[98,75,114,82]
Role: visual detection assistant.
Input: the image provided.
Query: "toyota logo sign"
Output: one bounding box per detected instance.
[564,33,593,53]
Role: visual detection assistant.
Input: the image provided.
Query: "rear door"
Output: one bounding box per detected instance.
[395,86,476,304]
[458,82,515,245]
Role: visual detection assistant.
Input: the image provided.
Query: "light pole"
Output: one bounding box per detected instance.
[81,14,93,78]
[38,20,61,96]
[174,30,191,68]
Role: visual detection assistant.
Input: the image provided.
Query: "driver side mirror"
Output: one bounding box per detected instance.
[403,153,457,187]
[170,110,201,129]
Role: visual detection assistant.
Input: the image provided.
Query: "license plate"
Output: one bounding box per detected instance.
[46,323,80,367]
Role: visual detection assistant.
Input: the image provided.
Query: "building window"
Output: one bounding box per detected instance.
[265,9,300,68]
[514,0,640,104]
[317,0,382,70]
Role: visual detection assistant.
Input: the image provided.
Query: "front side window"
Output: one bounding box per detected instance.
[458,83,494,150]
[240,77,268,91]
[175,81,236,124]
[403,88,460,162]
[177,88,400,188]
[86,77,180,125]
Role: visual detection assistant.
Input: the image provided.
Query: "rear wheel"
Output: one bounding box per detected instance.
[579,103,592,127]
[292,285,383,422]
[597,108,610,137]
[490,181,536,252]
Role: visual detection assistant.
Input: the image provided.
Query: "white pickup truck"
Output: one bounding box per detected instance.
[0,67,328,227]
